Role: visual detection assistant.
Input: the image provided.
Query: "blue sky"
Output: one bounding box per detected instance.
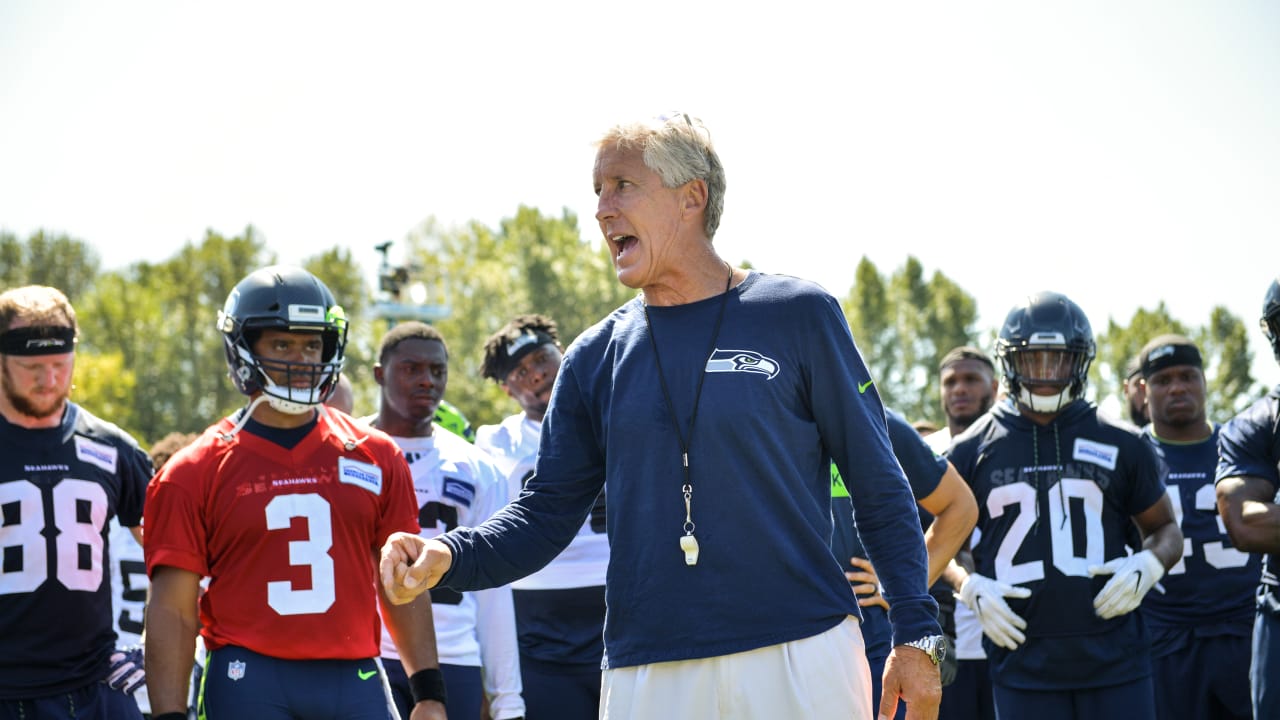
[3,1,1278,395]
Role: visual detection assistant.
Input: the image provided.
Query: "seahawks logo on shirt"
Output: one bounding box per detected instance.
[705,349,779,379]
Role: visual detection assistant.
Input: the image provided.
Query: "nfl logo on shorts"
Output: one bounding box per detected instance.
[228,660,246,681]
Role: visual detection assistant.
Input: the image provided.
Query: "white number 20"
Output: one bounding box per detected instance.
[988,479,1104,585]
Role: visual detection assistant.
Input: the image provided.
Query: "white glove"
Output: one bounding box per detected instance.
[1089,549,1165,619]
[106,645,146,695]
[955,573,1031,650]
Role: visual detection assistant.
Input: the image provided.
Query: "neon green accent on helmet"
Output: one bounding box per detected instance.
[434,400,475,443]
[326,305,348,331]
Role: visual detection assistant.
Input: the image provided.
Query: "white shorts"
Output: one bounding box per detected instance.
[601,616,872,720]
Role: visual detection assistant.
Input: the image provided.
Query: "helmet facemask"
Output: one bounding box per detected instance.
[996,292,1096,416]
[1002,345,1092,414]
[217,266,349,416]
[1262,308,1280,364]
[230,326,344,415]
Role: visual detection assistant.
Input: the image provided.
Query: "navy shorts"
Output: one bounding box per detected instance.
[1254,608,1280,718]
[0,682,143,720]
[382,657,482,720]
[200,646,391,720]
[992,676,1155,720]
[520,654,600,720]
[1150,625,1249,720]
[939,659,995,720]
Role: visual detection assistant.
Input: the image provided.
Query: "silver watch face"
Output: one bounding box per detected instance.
[909,635,946,664]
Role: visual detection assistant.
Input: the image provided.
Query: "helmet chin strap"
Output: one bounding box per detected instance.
[1018,386,1071,413]
[218,395,272,441]
[260,376,325,415]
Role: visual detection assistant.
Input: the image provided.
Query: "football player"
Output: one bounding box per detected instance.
[367,321,524,720]
[1216,275,1280,719]
[928,346,1001,720]
[946,291,1182,720]
[831,408,977,718]
[0,285,153,719]
[143,266,445,720]
[476,314,608,720]
[1137,334,1254,719]
[108,431,199,717]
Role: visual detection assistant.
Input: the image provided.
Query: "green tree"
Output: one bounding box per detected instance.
[0,230,100,298]
[1196,307,1256,419]
[404,207,633,427]
[1094,303,1186,410]
[305,246,375,415]
[1095,303,1255,422]
[77,227,271,442]
[839,256,980,424]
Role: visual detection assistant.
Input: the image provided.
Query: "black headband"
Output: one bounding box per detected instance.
[497,330,556,380]
[0,326,77,356]
[1140,340,1202,379]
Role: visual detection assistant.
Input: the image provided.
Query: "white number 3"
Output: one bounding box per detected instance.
[265,493,336,615]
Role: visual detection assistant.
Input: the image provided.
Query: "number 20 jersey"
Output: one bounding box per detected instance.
[0,403,152,698]
[946,399,1168,690]
[144,413,419,660]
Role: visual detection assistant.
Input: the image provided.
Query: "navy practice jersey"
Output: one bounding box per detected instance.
[831,408,947,662]
[1216,385,1280,617]
[947,399,1167,690]
[440,271,939,669]
[1142,425,1258,628]
[0,403,152,698]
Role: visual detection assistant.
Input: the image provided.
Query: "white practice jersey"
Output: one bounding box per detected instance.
[108,518,150,713]
[377,424,524,720]
[476,413,609,590]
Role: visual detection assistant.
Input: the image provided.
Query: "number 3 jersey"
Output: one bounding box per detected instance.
[0,403,152,699]
[144,412,419,660]
[946,399,1168,691]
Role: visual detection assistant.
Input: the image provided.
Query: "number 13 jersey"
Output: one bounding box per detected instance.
[144,413,419,660]
[946,399,1168,690]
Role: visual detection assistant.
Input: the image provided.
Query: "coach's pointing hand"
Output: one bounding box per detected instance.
[380,532,453,605]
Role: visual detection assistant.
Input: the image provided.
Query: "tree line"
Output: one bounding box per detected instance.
[0,215,1262,448]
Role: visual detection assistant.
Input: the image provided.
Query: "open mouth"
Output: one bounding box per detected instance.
[613,235,637,260]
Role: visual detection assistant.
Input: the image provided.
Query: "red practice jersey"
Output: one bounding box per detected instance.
[144,413,419,660]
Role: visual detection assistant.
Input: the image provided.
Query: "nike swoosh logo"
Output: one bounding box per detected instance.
[357,669,377,680]
[858,380,873,394]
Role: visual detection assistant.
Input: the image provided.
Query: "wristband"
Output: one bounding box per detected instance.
[153,713,187,720]
[408,667,448,706]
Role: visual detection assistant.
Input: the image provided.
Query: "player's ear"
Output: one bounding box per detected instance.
[373,364,386,386]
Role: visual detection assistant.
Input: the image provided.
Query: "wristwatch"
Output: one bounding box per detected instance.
[900,634,947,665]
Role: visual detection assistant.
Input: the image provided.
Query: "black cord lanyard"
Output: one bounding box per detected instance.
[642,263,734,567]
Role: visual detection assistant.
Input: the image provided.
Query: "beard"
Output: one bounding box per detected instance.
[2,365,69,420]
[949,393,995,429]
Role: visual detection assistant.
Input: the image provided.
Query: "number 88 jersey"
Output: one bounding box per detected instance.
[0,403,151,698]
[946,399,1168,690]
[144,413,419,660]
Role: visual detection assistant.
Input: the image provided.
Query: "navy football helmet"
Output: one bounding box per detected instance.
[1262,277,1280,364]
[216,266,348,414]
[995,291,1095,414]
